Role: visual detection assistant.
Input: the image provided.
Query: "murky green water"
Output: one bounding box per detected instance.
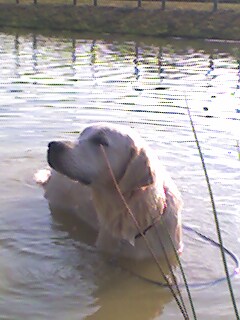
[0,30,240,320]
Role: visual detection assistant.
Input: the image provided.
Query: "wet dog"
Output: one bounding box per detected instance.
[35,123,183,259]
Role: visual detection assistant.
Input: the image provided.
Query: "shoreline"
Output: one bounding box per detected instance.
[0,4,239,40]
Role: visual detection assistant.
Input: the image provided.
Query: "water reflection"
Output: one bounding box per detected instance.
[237,60,240,90]
[32,34,38,74]
[205,54,215,77]
[0,30,240,320]
[14,33,20,77]
[10,33,240,89]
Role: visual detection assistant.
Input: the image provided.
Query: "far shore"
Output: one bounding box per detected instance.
[0,3,239,40]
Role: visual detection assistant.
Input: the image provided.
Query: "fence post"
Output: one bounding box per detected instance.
[73,0,77,5]
[138,0,142,8]
[162,0,166,10]
[33,0,37,4]
[213,0,218,11]
[94,0,97,6]
[16,0,19,3]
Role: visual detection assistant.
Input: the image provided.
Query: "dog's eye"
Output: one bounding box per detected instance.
[91,134,109,147]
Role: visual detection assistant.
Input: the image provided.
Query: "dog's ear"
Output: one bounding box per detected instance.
[119,146,154,194]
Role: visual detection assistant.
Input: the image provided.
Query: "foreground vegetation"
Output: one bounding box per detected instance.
[0,2,239,40]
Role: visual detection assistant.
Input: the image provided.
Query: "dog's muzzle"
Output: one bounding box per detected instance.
[47,141,91,186]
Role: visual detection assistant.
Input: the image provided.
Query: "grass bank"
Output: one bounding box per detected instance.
[0,3,239,40]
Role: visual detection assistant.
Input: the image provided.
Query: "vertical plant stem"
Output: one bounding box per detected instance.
[185,96,239,320]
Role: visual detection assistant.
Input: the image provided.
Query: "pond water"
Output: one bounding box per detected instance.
[0,29,240,320]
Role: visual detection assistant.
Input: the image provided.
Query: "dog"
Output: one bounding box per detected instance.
[35,123,183,259]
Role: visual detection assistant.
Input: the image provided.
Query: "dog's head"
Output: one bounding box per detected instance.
[47,123,155,192]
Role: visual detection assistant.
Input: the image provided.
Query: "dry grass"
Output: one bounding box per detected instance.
[1,0,240,12]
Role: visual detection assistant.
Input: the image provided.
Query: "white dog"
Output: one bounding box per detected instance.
[35,123,183,259]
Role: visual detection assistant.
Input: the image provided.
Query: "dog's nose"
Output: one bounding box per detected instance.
[47,141,65,169]
[48,141,65,153]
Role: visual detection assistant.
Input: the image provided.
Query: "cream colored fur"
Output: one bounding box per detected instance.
[35,123,183,259]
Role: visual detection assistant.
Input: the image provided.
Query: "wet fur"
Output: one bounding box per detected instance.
[35,123,183,259]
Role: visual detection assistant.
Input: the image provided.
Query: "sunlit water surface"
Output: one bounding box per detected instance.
[0,30,240,320]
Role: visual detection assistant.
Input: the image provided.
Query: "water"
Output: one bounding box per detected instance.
[0,29,240,320]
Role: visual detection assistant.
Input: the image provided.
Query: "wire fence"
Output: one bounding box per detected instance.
[10,0,240,12]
